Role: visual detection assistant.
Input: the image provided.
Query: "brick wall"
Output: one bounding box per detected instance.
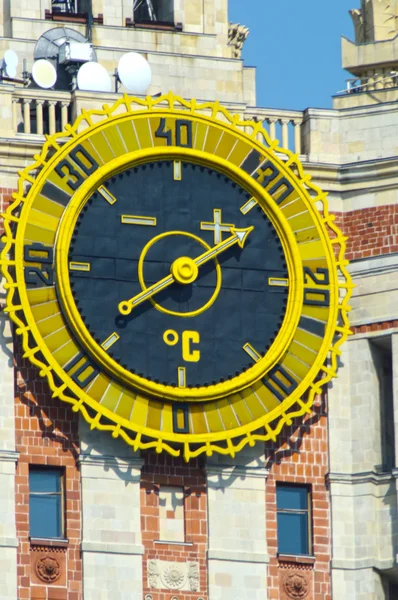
[265,397,331,600]
[0,187,14,235]
[141,452,207,600]
[14,337,82,600]
[351,319,398,334]
[334,205,398,261]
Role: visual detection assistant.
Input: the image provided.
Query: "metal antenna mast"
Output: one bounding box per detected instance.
[133,0,157,21]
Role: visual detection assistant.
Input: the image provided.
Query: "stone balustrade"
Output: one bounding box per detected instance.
[11,89,305,155]
[244,107,304,155]
[12,89,72,136]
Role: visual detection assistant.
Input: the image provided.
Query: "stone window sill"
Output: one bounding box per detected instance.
[30,537,69,548]
[154,540,193,547]
[125,19,183,32]
[277,554,316,565]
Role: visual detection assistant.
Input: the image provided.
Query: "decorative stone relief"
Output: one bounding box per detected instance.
[228,22,249,58]
[35,556,61,583]
[278,563,313,600]
[188,562,199,591]
[283,573,309,599]
[147,560,160,589]
[350,0,398,43]
[30,546,67,587]
[163,563,185,589]
[147,559,200,591]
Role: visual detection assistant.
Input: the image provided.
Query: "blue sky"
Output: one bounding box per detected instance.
[228,0,357,110]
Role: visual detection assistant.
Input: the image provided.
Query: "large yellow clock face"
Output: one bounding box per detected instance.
[1,94,352,460]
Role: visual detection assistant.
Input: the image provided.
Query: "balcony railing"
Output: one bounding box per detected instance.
[12,89,72,136]
[244,107,304,156]
[337,73,398,95]
[11,89,305,155]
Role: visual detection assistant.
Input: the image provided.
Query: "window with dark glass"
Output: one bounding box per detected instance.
[51,0,76,13]
[276,484,311,556]
[133,0,174,24]
[29,467,64,539]
[51,0,90,14]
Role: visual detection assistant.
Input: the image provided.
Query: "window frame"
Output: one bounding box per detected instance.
[276,483,312,557]
[29,466,66,542]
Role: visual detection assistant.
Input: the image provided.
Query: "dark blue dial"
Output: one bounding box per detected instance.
[67,160,288,388]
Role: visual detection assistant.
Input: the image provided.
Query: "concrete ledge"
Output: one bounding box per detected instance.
[81,541,145,555]
[332,558,395,571]
[0,450,19,463]
[208,549,270,564]
[327,470,394,485]
[0,537,18,548]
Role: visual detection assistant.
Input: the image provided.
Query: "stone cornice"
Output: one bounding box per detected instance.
[207,549,270,564]
[327,470,395,486]
[332,557,395,571]
[348,252,398,278]
[0,450,19,463]
[81,541,145,555]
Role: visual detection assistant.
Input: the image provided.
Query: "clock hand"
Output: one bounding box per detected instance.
[118,225,254,315]
[193,226,253,267]
[118,272,175,315]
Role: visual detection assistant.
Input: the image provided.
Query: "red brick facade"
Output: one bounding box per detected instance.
[352,319,398,334]
[14,338,82,600]
[4,178,394,599]
[0,187,14,235]
[334,205,398,261]
[140,452,207,600]
[265,398,331,600]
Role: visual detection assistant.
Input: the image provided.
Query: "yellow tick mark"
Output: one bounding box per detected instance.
[173,160,182,181]
[178,366,186,388]
[98,185,117,205]
[121,215,157,226]
[243,343,261,363]
[69,261,91,272]
[101,332,120,351]
[240,197,258,215]
[268,277,289,287]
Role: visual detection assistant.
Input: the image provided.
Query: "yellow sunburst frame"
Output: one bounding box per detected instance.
[1,92,353,461]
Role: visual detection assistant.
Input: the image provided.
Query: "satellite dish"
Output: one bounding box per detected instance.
[77,62,112,92]
[2,49,18,78]
[4,49,18,66]
[34,27,97,90]
[5,63,17,78]
[117,52,152,94]
[32,59,57,89]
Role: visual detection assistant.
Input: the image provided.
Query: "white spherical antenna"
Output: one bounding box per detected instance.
[32,59,57,89]
[117,52,152,94]
[77,61,112,92]
[2,49,18,78]
[4,49,18,67]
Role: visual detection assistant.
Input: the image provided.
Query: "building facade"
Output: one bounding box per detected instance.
[0,0,397,599]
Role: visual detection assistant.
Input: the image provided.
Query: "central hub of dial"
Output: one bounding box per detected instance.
[171,256,199,284]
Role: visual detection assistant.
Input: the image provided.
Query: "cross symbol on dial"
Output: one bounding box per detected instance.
[200,208,235,244]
